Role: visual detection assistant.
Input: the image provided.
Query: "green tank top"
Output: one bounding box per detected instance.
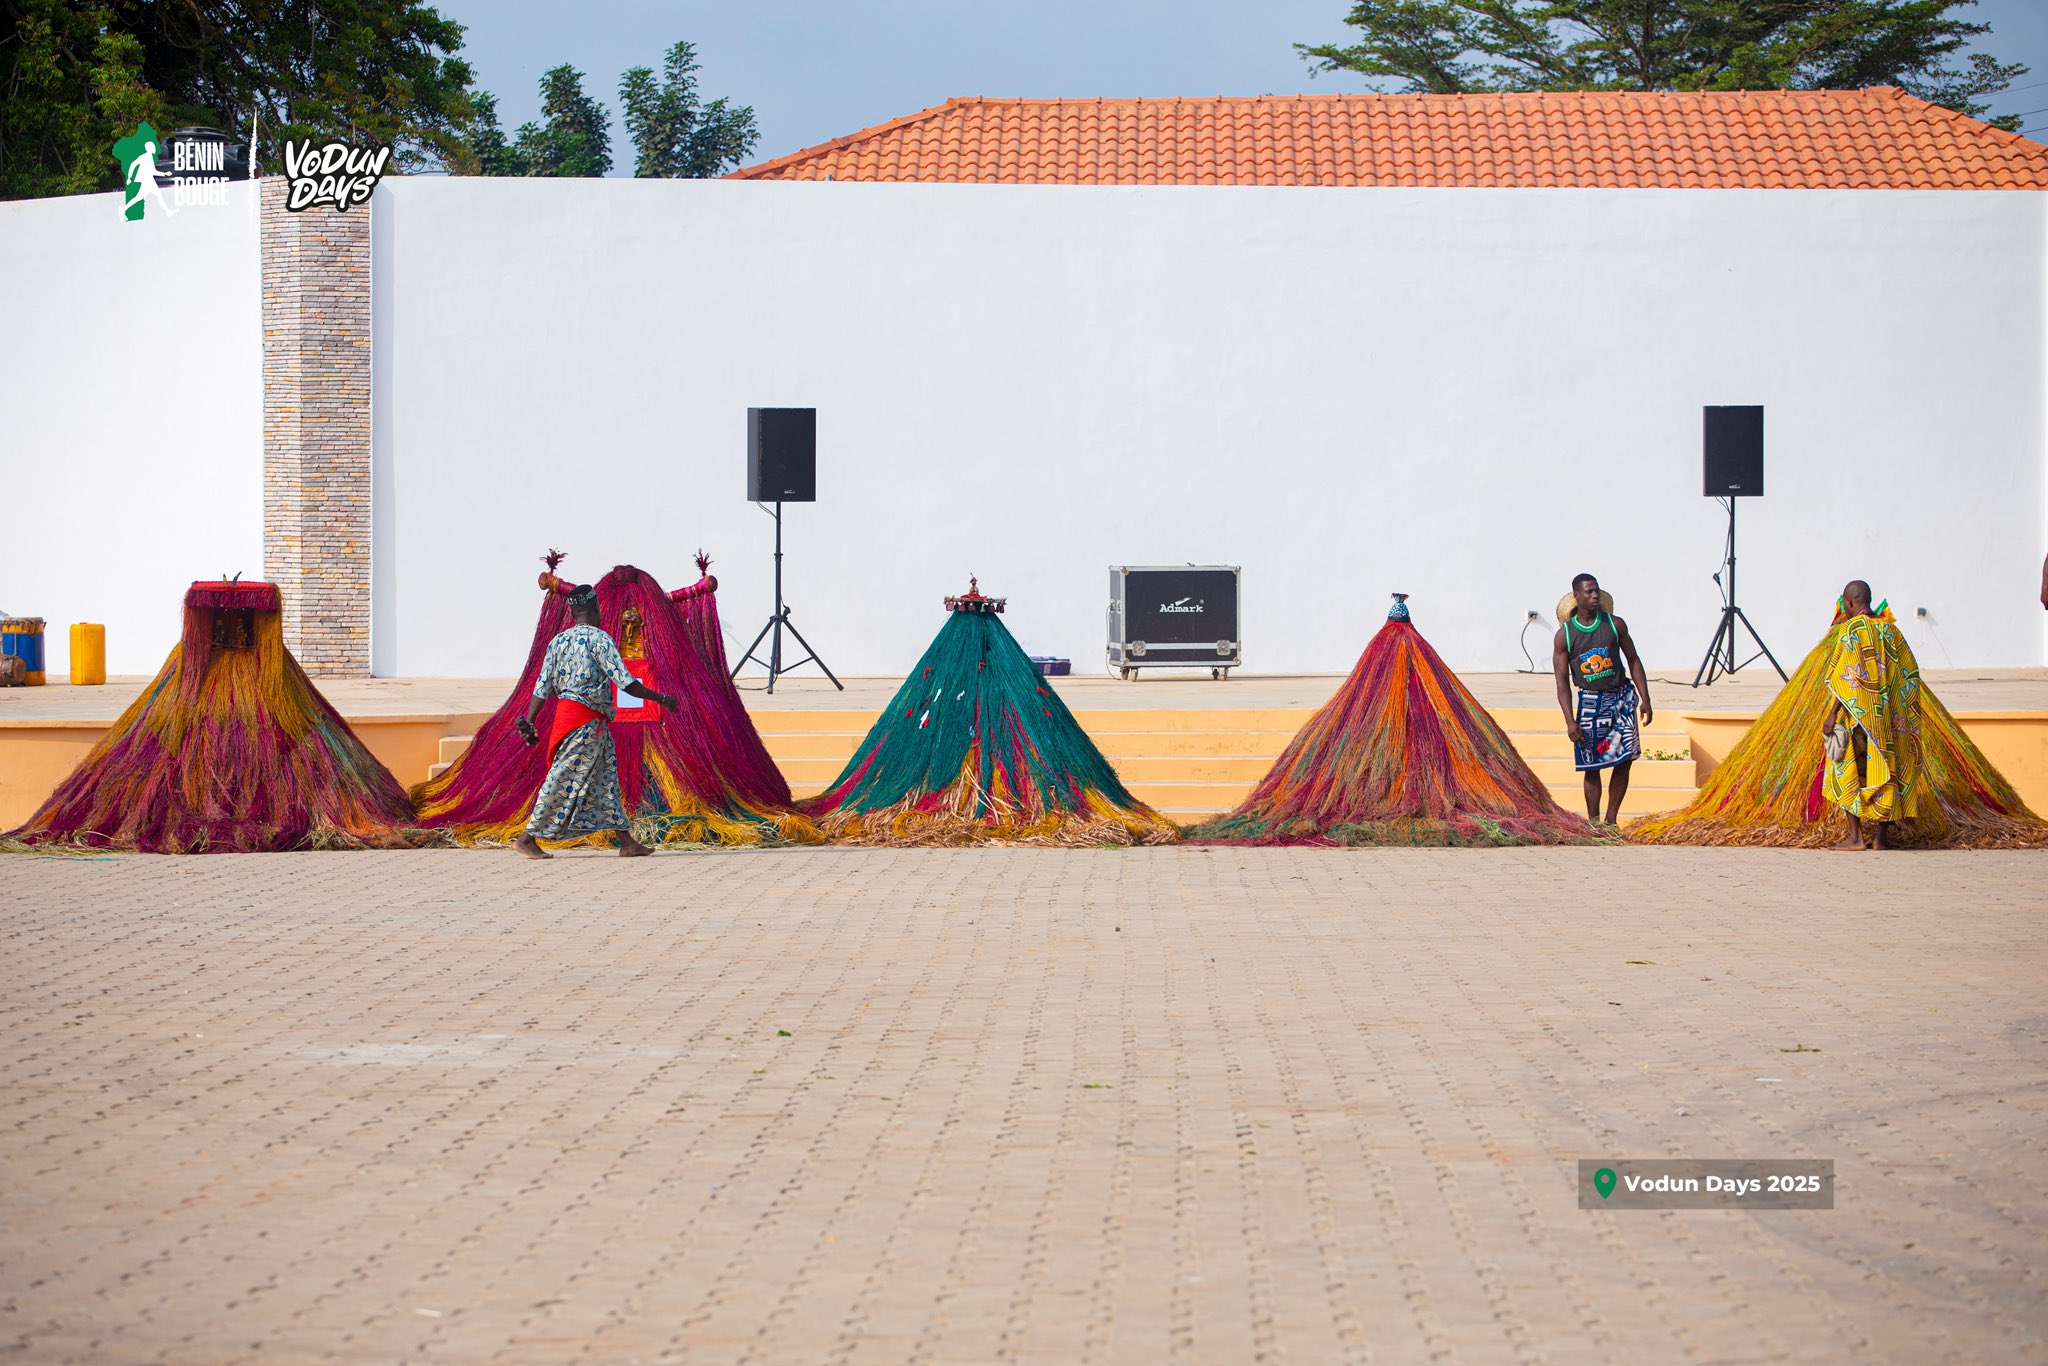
[1564,612,1622,692]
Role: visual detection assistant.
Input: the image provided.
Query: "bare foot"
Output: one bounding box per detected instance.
[618,832,652,858]
[1870,823,1891,851]
[1827,834,1865,852]
[513,834,552,860]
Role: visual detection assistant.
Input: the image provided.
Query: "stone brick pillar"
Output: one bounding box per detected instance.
[261,177,372,676]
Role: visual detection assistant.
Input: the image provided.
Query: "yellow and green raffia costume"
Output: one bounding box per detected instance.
[1627,603,2046,849]
[1820,610,1920,822]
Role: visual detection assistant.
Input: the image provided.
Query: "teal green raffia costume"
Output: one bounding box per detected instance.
[799,581,1179,846]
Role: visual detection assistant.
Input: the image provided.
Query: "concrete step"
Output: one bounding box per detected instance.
[760,732,873,759]
[437,734,474,764]
[1090,732,1289,758]
[1498,729,1691,760]
[749,710,882,733]
[1537,785,1694,817]
[777,757,856,787]
[1124,780,1259,813]
[426,760,453,781]
[1522,756,1696,788]
[1068,708,1312,734]
[1109,755,1282,782]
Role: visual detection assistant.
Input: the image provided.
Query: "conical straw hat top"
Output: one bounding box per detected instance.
[1556,588,1616,624]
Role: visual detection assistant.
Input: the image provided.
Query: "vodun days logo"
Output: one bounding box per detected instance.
[282,138,391,212]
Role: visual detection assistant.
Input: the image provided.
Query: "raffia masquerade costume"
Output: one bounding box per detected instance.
[4,580,422,852]
[410,553,817,849]
[801,580,1178,846]
[1628,601,2043,849]
[1187,595,1607,846]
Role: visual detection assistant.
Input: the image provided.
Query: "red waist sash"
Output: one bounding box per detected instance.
[546,698,604,763]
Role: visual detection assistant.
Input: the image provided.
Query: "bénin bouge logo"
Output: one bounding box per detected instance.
[282,139,391,212]
[112,122,174,222]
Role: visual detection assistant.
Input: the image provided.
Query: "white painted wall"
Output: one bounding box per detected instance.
[2,182,262,677]
[372,178,2045,679]
[11,177,2032,682]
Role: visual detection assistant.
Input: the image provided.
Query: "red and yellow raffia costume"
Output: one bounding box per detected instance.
[4,581,424,853]
[410,553,819,848]
[1186,595,1607,846]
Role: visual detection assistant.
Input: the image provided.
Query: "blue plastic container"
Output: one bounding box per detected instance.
[1,616,45,685]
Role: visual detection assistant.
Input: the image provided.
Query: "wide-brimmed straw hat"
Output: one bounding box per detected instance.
[1555,587,1616,624]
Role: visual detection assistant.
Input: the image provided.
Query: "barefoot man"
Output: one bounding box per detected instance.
[1553,573,1653,826]
[513,584,676,858]
[1820,580,1922,850]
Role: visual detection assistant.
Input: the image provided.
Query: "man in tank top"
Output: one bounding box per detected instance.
[1551,573,1653,826]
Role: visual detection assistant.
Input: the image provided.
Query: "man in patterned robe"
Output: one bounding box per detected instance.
[512,585,676,859]
[1821,580,1922,851]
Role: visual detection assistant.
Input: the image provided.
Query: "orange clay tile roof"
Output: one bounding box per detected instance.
[729,88,2048,189]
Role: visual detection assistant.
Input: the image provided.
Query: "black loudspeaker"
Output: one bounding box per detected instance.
[747,407,816,502]
[1703,405,1764,497]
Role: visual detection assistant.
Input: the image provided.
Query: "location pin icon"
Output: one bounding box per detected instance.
[1594,1167,1618,1200]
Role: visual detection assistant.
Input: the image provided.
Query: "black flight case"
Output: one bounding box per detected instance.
[1106,565,1241,680]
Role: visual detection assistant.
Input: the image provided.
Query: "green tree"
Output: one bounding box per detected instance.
[102,0,483,171]
[1,0,486,198]
[619,41,759,178]
[1,1,170,199]
[1298,1,2029,130]
[465,90,522,176]
[511,64,611,176]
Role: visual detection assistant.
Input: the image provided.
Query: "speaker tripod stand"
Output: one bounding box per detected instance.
[1692,496,1786,687]
[733,500,843,695]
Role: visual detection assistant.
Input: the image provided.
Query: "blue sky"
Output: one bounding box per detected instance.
[435,0,2048,171]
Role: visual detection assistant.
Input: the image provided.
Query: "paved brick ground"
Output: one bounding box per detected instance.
[2,847,2044,1364]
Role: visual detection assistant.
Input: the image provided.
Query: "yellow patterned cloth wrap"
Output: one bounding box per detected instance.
[1822,612,1922,822]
